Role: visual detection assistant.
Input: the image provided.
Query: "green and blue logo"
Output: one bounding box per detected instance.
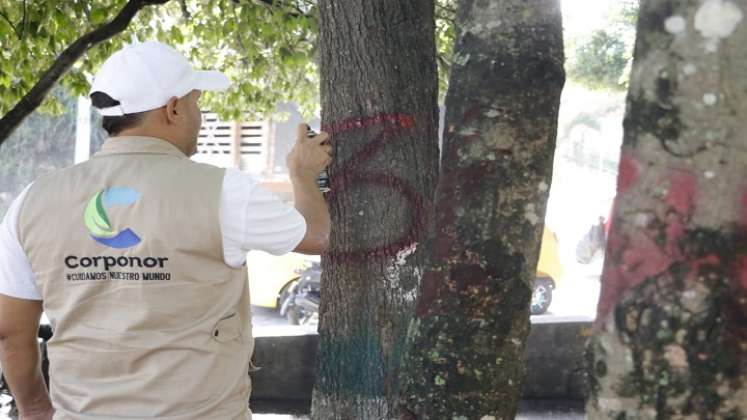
[84,187,142,249]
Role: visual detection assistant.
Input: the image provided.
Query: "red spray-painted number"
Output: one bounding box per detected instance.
[321,114,426,263]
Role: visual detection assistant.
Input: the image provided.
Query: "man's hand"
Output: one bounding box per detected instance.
[0,294,52,419]
[287,123,332,255]
[286,124,332,182]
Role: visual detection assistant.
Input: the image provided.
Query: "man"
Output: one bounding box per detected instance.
[0,40,331,419]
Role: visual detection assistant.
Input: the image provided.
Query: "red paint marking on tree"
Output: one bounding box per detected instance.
[322,113,415,137]
[616,152,641,195]
[321,113,426,264]
[458,161,499,195]
[328,172,426,263]
[621,231,674,281]
[664,213,687,258]
[688,254,722,279]
[461,102,483,126]
[665,170,698,216]
[599,170,747,320]
[597,169,699,319]
[416,270,444,318]
[414,104,491,317]
[736,256,747,291]
[597,227,675,318]
[737,189,747,293]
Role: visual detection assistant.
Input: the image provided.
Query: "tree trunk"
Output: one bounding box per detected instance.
[398,1,565,418]
[312,1,440,419]
[587,0,747,418]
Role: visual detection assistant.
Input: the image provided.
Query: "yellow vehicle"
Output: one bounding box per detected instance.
[247,250,315,309]
[247,226,563,315]
[532,226,564,315]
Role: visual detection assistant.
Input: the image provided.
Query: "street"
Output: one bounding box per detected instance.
[251,273,602,330]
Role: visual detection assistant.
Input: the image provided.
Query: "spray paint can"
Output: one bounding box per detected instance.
[307,127,330,193]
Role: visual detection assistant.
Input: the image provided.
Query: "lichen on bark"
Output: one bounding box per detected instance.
[398,0,565,418]
[588,0,747,418]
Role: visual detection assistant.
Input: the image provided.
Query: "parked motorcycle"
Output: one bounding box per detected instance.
[279,260,321,326]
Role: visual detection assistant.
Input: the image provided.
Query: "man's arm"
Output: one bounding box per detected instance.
[287,124,332,255]
[0,294,53,420]
[290,175,331,254]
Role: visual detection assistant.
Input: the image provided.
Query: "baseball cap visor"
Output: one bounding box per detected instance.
[194,70,230,91]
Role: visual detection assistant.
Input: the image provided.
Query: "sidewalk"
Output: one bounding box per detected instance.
[1,399,585,420]
[252,399,586,420]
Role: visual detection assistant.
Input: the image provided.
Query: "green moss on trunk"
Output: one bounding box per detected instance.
[398,0,565,418]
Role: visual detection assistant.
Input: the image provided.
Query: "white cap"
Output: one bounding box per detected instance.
[89,40,230,116]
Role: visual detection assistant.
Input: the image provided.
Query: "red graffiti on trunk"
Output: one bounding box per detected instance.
[321,114,426,264]
[323,113,415,136]
[598,228,673,318]
[599,168,747,320]
[736,257,747,291]
[415,102,497,318]
[666,171,698,215]
[617,152,641,195]
[416,270,445,318]
[597,168,701,318]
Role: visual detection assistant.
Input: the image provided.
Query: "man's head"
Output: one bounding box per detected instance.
[89,41,230,156]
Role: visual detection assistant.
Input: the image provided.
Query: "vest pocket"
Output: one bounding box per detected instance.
[212,313,241,342]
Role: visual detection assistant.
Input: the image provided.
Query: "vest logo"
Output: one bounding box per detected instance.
[83,187,142,249]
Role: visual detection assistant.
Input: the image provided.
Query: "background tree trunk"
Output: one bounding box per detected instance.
[588,0,747,417]
[398,1,565,418]
[312,1,440,418]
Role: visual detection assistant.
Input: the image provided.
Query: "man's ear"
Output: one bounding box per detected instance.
[164,96,179,124]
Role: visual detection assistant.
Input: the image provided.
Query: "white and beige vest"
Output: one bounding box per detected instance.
[18,137,253,419]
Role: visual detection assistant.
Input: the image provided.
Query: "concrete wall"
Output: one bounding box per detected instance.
[523,318,590,400]
[250,320,591,402]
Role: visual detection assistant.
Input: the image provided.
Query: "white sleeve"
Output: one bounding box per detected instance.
[0,184,42,300]
[220,168,307,267]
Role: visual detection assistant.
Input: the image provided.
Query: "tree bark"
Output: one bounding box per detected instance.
[398,1,565,418]
[0,0,171,146]
[312,1,440,419]
[588,0,747,418]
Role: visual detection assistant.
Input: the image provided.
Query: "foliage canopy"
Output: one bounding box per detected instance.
[566,0,638,91]
[0,0,637,121]
[0,0,456,120]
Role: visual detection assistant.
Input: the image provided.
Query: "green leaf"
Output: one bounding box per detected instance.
[170,26,183,43]
[91,8,108,25]
[0,0,326,121]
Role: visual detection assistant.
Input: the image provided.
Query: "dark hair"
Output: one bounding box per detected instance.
[90,92,147,135]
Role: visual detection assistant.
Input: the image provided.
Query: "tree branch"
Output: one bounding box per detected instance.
[178,0,191,20]
[0,0,172,147]
[249,0,308,18]
[230,0,310,19]
[228,3,252,67]
[435,2,456,15]
[21,0,27,37]
[0,10,21,39]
